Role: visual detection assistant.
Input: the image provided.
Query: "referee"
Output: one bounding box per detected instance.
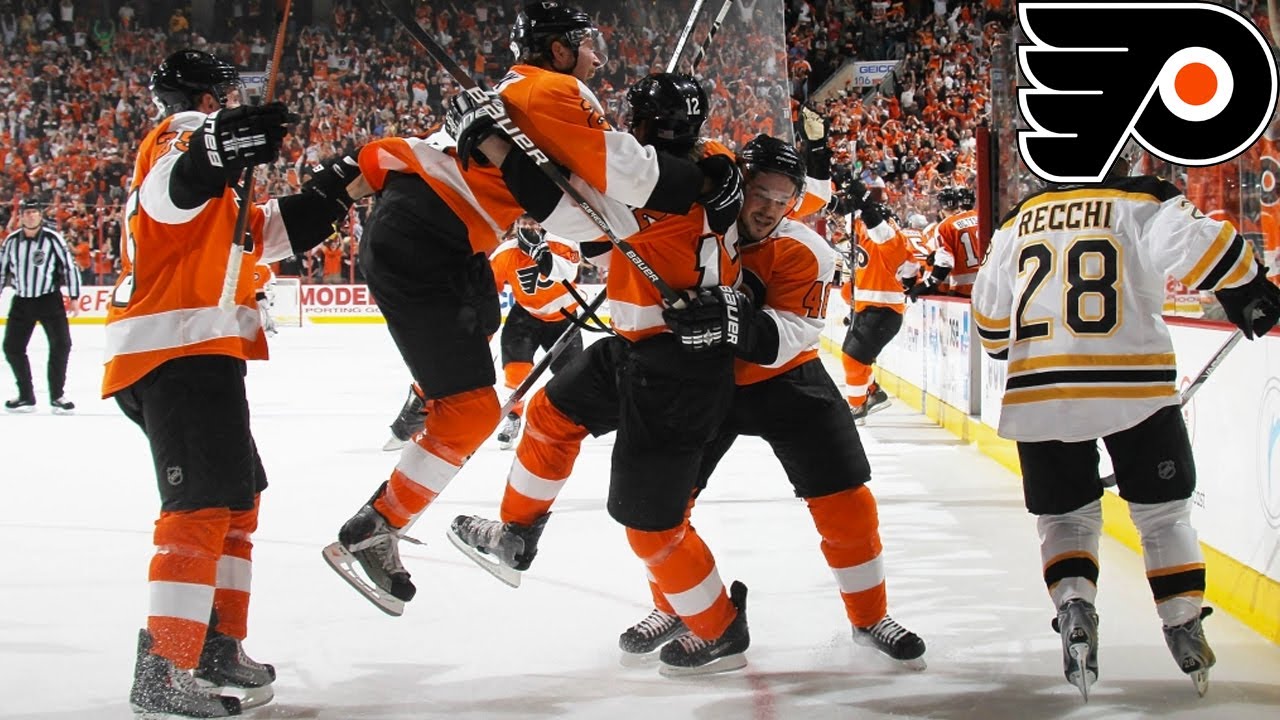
[1,198,81,413]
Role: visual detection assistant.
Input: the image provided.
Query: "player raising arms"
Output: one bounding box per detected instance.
[972,147,1280,699]
[324,2,740,616]
[916,186,984,298]
[107,50,355,718]
[449,72,751,677]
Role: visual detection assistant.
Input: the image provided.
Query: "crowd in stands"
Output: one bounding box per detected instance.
[3,0,1274,302]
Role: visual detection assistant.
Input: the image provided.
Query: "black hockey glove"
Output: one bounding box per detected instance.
[905,274,939,302]
[696,154,744,235]
[187,102,298,185]
[800,106,832,182]
[302,152,361,218]
[445,88,506,170]
[842,178,872,215]
[1214,263,1280,339]
[514,225,555,294]
[800,105,827,144]
[663,285,752,353]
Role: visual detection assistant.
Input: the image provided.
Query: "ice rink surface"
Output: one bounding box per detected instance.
[2,323,1278,720]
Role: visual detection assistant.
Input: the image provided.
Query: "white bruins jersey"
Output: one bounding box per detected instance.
[973,176,1257,442]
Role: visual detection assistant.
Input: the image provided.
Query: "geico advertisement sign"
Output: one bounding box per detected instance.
[852,61,897,87]
[301,284,382,315]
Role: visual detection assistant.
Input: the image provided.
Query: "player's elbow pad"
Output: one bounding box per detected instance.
[170,152,228,210]
[929,264,952,284]
[277,191,343,255]
[640,152,702,215]
[736,306,780,365]
[499,149,564,222]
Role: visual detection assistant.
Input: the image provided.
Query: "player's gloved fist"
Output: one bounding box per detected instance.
[517,226,555,278]
[1215,262,1280,339]
[842,178,872,214]
[906,274,938,302]
[800,105,827,143]
[190,101,298,183]
[303,153,361,214]
[663,285,750,352]
[697,154,744,234]
[445,88,507,170]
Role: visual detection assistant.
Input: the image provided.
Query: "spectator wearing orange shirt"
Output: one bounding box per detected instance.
[320,236,344,284]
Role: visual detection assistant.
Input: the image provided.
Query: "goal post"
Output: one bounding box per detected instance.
[268,276,304,327]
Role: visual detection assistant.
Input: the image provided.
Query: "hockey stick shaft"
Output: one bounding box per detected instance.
[377,0,683,307]
[686,0,735,73]
[218,0,293,311]
[1100,328,1243,486]
[498,290,607,417]
[666,0,707,73]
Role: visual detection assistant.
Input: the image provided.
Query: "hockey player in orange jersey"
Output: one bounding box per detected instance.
[251,261,277,336]
[839,184,919,421]
[448,72,752,676]
[489,217,584,449]
[915,186,984,298]
[107,50,358,718]
[325,3,742,618]
[601,134,926,670]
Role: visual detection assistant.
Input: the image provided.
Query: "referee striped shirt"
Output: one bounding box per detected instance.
[0,226,81,298]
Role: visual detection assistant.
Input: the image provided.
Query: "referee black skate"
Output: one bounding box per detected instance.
[1,198,81,413]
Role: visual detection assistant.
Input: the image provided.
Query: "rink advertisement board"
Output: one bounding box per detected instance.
[922,298,975,414]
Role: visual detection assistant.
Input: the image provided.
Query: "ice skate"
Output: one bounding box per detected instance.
[447,512,550,588]
[4,396,35,413]
[658,581,750,677]
[495,412,522,450]
[323,490,418,616]
[853,615,927,670]
[50,396,76,415]
[194,628,275,710]
[130,629,240,718]
[1052,598,1099,701]
[383,385,425,451]
[1163,606,1215,697]
[849,383,891,423]
[618,608,687,666]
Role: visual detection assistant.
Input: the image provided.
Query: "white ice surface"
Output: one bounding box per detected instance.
[1,324,1278,720]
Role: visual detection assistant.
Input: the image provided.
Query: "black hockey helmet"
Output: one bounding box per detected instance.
[739,134,806,195]
[940,185,975,211]
[625,73,708,154]
[510,2,604,65]
[150,49,242,116]
[18,197,42,212]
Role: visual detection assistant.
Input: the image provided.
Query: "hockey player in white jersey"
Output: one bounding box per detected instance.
[972,150,1280,700]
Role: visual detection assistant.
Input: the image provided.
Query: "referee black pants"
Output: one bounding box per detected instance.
[4,293,71,400]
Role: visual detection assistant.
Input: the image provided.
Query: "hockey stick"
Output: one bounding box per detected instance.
[685,0,735,74]
[377,0,683,308]
[217,0,293,310]
[666,0,707,73]
[1100,329,1243,487]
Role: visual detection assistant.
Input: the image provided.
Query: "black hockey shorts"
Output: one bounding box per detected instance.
[841,305,904,365]
[114,355,267,513]
[500,302,582,375]
[695,358,873,499]
[1017,404,1196,515]
[545,333,736,531]
[360,175,500,400]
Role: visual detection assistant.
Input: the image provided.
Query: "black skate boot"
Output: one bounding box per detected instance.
[1163,606,1215,697]
[130,629,240,718]
[658,581,750,677]
[853,615,927,670]
[323,484,417,616]
[1053,598,1099,701]
[50,396,76,415]
[619,608,687,666]
[496,412,522,450]
[4,395,35,413]
[850,383,891,423]
[447,512,550,588]
[195,627,275,710]
[383,385,426,451]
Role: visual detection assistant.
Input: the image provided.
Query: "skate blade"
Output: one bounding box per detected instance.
[321,542,406,616]
[195,681,274,710]
[51,407,75,416]
[4,406,35,414]
[382,436,407,452]
[446,527,523,588]
[864,399,892,416]
[497,437,516,451]
[1066,643,1095,702]
[852,634,927,671]
[1190,669,1210,697]
[658,652,747,677]
[619,649,660,668]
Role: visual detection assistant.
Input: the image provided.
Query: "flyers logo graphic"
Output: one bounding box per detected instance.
[515,265,554,295]
[1018,2,1278,183]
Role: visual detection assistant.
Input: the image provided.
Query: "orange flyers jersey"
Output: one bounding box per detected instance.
[852,217,915,313]
[735,217,837,386]
[490,234,582,321]
[790,176,834,218]
[901,226,932,277]
[103,111,294,398]
[497,65,666,209]
[930,209,983,295]
[531,140,742,342]
[357,135,524,255]
[252,262,274,293]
